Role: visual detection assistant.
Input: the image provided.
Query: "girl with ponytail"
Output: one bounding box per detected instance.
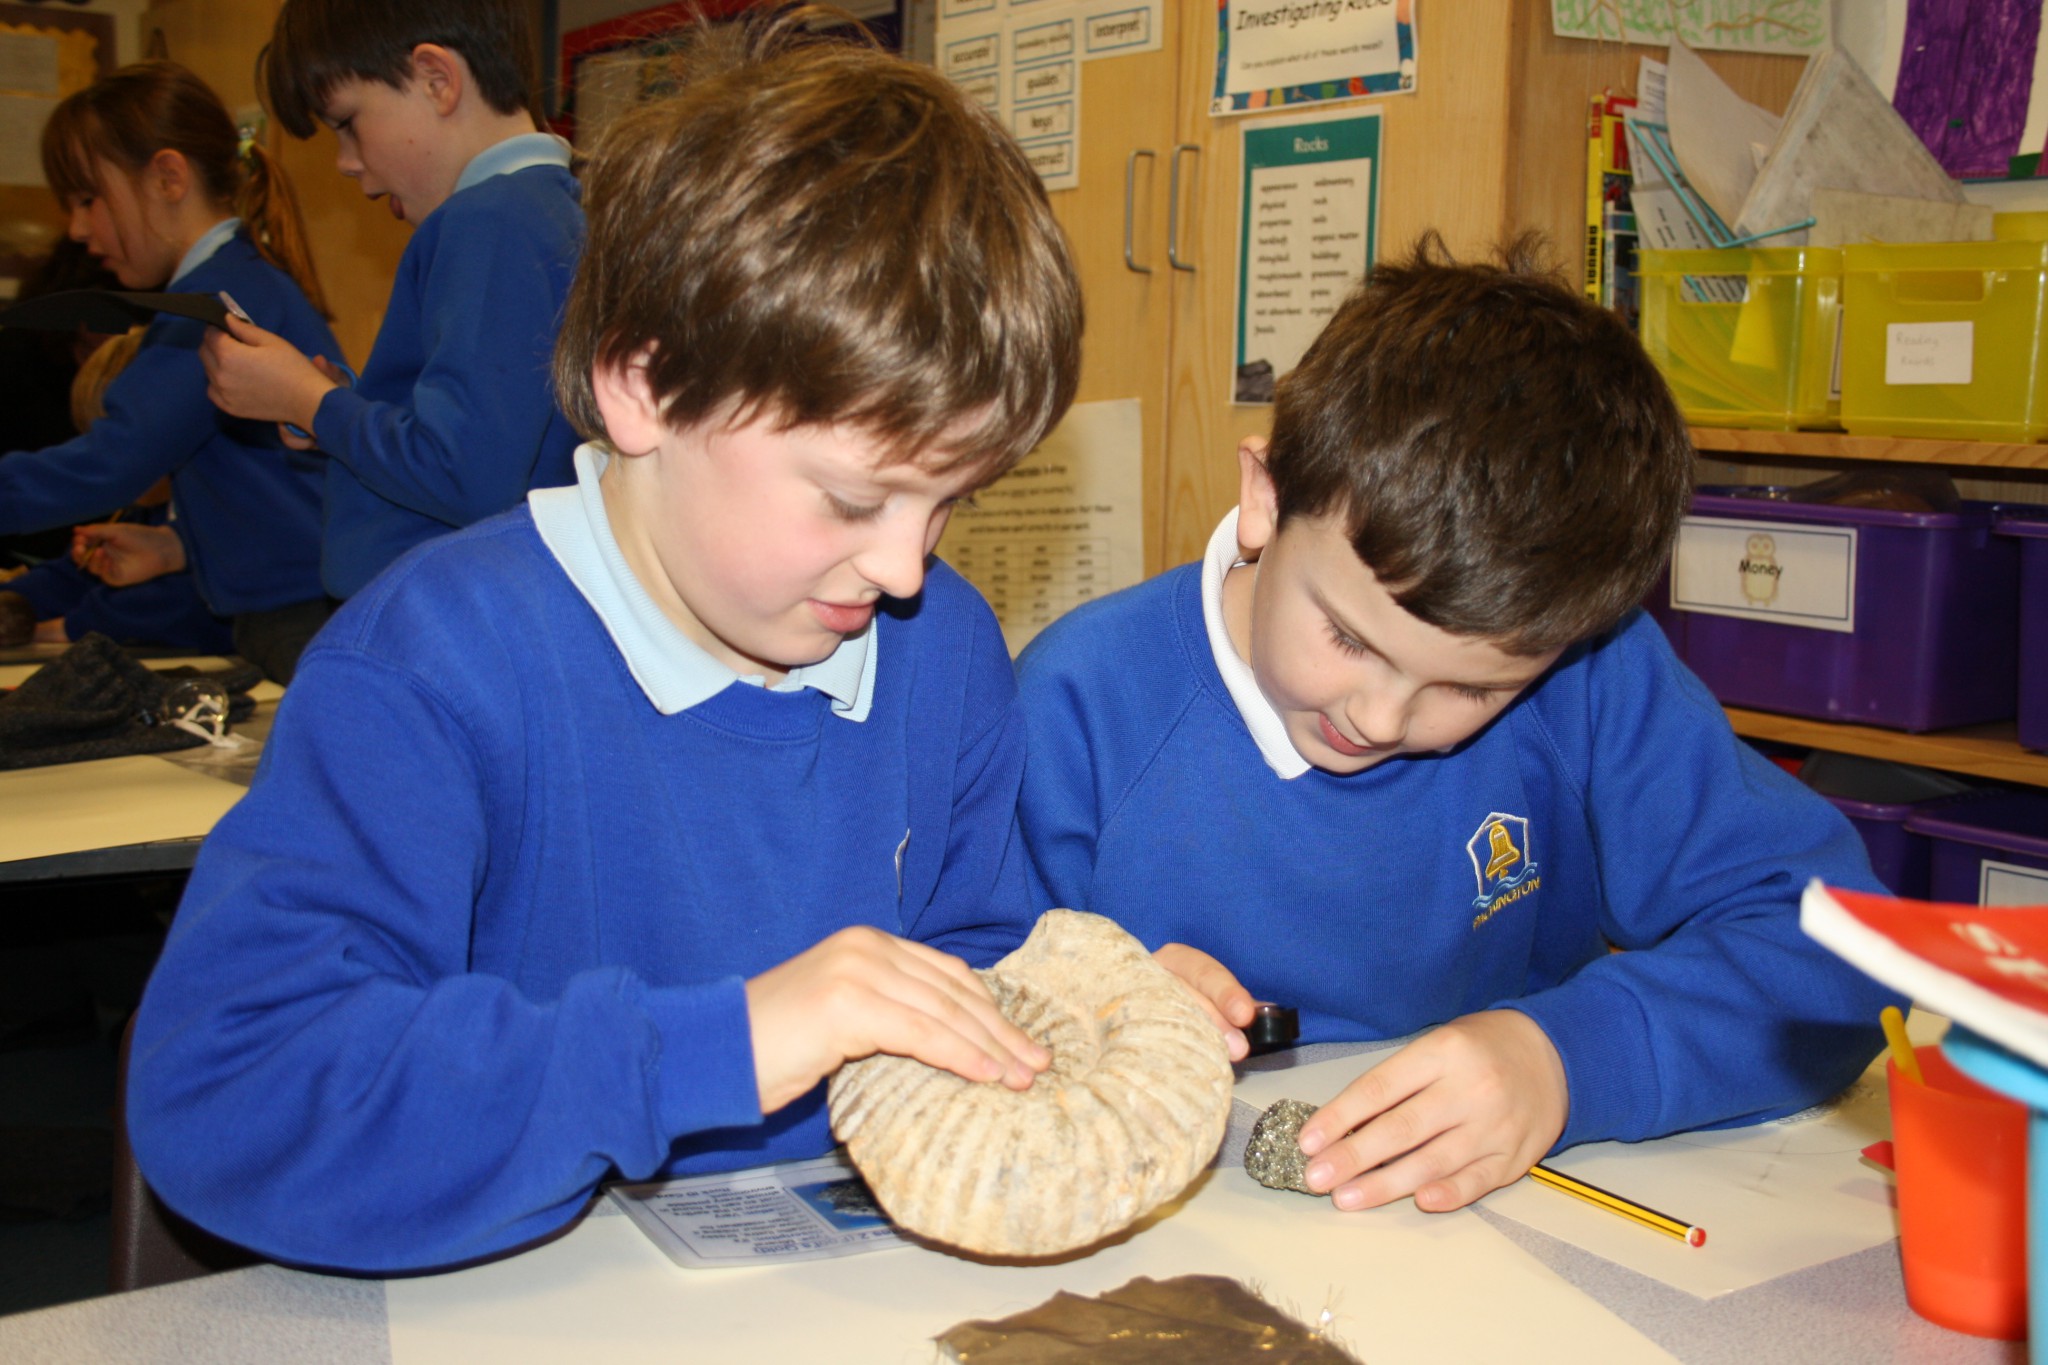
[0,61,342,682]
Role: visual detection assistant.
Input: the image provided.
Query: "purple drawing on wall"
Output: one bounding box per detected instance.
[1890,0,2046,179]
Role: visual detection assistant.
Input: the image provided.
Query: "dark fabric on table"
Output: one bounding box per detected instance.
[0,633,253,770]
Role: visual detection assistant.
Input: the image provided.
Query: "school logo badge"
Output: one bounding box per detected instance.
[1467,812,1540,927]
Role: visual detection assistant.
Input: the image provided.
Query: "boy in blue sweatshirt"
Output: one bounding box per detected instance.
[128,13,1080,1273]
[1017,238,1898,1219]
[197,0,583,600]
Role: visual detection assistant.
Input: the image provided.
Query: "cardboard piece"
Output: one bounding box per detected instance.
[1809,189,1993,247]
[1734,47,1963,247]
[0,289,230,334]
[1665,39,1781,228]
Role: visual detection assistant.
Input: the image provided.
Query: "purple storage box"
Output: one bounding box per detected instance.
[1905,791,2048,906]
[1801,752,1966,900]
[1668,491,2021,731]
[1999,510,2048,752]
[1824,794,1934,899]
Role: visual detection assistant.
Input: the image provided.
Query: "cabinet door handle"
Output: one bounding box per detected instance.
[1124,149,1155,274]
[1167,143,1198,273]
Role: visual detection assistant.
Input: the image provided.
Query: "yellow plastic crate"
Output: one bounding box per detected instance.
[1840,239,2048,441]
[1636,246,1842,431]
[1993,211,2048,241]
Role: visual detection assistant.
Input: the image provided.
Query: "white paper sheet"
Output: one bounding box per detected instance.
[0,754,246,864]
[1233,1019,1944,1300]
[935,398,1144,655]
[1665,40,1781,228]
[390,1168,1675,1364]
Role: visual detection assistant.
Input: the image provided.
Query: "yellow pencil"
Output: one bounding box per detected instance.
[1528,1164,1707,1248]
[1881,1005,1922,1085]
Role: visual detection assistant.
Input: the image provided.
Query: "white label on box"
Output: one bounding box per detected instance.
[1670,515,1857,634]
[1884,321,1973,386]
[1981,858,2048,907]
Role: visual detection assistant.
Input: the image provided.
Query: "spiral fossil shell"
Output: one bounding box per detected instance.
[827,909,1234,1257]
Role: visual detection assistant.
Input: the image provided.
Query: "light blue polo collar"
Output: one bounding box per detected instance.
[169,217,241,286]
[530,444,877,718]
[454,132,572,195]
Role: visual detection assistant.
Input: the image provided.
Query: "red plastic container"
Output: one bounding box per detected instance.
[1889,1048,2029,1340]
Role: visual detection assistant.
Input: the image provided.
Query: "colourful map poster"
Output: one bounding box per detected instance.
[1550,0,1828,55]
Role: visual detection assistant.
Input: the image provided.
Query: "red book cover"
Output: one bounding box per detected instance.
[1801,881,2048,1067]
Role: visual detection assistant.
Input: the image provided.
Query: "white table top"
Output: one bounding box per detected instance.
[0,654,274,881]
[0,1045,2020,1365]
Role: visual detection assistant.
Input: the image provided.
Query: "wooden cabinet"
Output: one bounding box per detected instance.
[1058,3,1534,575]
[1042,7,1184,577]
[1061,0,1818,575]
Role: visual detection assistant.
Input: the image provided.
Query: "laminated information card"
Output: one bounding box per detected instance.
[607,1155,905,1268]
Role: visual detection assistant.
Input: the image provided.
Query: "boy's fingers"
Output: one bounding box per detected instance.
[1302,1097,1433,1196]
[1325,1133,1499,1213]
[1154,943,1258,1027]
[896,963,1050,1082]
[888,991,1040,1090]
[1297,1050,1432,1158]
[817,930,1048,1081]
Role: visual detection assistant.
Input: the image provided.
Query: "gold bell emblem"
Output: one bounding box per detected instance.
[1483,821,1520,879]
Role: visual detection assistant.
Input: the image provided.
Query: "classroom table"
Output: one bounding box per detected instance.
[0,1042,2022,1364]
[0,653,278,883]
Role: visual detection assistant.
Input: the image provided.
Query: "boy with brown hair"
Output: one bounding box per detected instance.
[1018,237,1896,1216]
[195,0,583,601]
[128,9,1079,1274]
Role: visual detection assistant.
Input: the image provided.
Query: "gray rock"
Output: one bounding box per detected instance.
[1244,1098,1319,1194]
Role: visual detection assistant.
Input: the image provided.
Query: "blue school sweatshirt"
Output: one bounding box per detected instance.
[127,509,1031,1272]
[7,508,232,653]
[312,157,583,598]
[1016,561,1900,1151]
[0,231,333,615]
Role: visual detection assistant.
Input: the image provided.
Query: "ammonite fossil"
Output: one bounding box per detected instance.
[828,909,1234,1257]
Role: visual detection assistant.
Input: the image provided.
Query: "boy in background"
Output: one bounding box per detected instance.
[1018,238,1896,1217]
[127,10,1079,1273]
[196,0,582,600]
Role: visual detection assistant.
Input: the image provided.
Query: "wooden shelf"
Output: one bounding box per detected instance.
[1688,427,2048,470]
[1725,708,2048,788]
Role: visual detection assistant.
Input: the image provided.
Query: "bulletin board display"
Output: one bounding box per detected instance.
[555,2,902,147]
[0,3,115,295]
